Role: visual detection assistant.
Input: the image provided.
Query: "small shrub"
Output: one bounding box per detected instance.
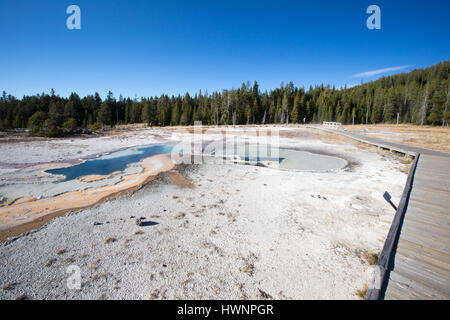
[88,122,102,132]
[365,252,379,265]
[27,111,46,134]
[62,118,78,134]
[356,284,369,299]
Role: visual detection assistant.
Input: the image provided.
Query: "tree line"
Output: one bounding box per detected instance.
[1,60,448,137]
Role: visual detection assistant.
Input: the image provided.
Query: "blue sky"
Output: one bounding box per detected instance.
[1,0,449,99]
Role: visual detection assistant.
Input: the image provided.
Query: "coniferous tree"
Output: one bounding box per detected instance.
[0,60,448,135]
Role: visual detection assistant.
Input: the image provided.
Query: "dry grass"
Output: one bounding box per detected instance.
[113,123,148,129]
[365,252,379,265]
[240,264,255,276]
[356,283,369,299]
[400,163,412,174]
[313,130,356,145]
[344,124,450,152]
[400,157,413,165]
[398,153,414,174]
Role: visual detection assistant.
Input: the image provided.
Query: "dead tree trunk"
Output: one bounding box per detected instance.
[420,83,429,126]
[401,76,409,122]
[366,104,369,124]
[443,81,450,127]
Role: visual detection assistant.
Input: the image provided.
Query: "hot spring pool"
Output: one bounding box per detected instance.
[45,144,347,181]
[215,145,348,171]
[45,144,175,181]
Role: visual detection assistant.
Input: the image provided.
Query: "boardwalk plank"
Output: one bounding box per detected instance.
[401,230,450,254]
[401,216,450,238]
[391,261,450,297]
[395,242,450,276]
[386,270,448,300]
[408,199,450,215]
[405,210,450,229]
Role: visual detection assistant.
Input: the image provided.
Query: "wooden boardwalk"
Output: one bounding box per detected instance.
[383,153,450,299]
[310,126,450,300]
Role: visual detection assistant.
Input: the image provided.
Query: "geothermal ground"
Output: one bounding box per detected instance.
[0,126,408,299]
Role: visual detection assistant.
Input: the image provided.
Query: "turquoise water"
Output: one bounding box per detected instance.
[46,144,174,181]
[46,143,347,181]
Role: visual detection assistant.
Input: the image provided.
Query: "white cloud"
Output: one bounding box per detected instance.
[352,65,411,78]
[337,83,359,90]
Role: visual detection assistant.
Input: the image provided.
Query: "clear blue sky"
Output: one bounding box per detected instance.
[1,0,449,99]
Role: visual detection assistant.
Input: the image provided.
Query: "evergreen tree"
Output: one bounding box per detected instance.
[0,60,448,135]
[28,111,47,134]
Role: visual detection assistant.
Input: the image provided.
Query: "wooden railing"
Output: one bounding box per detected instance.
[322,122,343,129]
[365,153,420,300]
